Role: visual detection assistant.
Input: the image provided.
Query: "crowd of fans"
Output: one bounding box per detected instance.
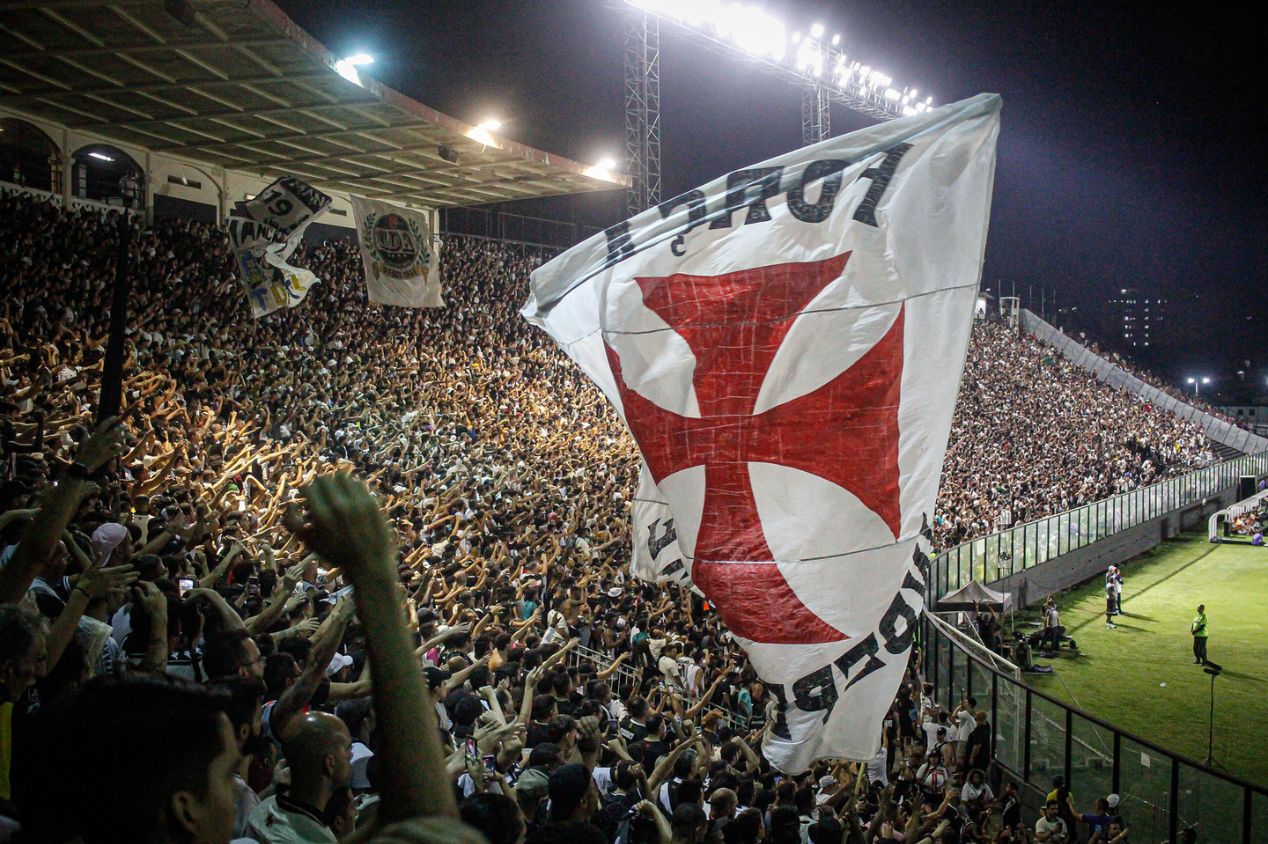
[0,188,1198,842]
[936,323,1214,546]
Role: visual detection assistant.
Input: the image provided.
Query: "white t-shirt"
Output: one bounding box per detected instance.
[961,781,993,805]
[866,747,888,785]
[955,710,975,743]
[658,655,682,689]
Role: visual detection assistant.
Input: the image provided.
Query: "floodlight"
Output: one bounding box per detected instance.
[583,158,620,181]
[1186,378,1196,384]
[464,120,502,148]
[334,55,373,87]
[884,88,900,100]
[1202,377,1211,384]
[622,0,932,120]
[88,151,114,161]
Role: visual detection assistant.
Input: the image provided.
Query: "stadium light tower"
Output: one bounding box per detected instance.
[620,1,932,213]
[1186,376,1211,397]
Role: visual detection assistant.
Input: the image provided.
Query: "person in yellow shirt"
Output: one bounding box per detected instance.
[1191,604,1209,665]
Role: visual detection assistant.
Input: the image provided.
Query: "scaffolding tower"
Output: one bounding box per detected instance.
[624,10,661,215]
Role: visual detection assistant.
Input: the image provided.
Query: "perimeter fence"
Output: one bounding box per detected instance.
[929,451,1268,602]
[923,616,1268,843]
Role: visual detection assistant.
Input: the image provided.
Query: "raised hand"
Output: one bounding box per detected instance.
[283,473,397,584]
[76,416,127,473]
[78,561,138,601]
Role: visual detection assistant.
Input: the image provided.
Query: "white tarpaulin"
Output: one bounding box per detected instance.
[523,94,1000,772]
[350,197,443,308]
[228,176,331,318]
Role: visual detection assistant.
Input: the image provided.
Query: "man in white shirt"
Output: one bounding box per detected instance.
[658,641,684,691]
[1035,801,1069,842]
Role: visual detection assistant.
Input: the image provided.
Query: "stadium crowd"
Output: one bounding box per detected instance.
[936,323,1214,546]
[0,188,1185,843]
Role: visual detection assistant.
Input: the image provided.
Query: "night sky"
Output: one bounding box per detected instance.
[277,1,1265,393]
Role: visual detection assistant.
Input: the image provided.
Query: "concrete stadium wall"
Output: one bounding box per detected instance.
[987,481,1243,607]
[0,105,377,234]
[1019,309,1268,455]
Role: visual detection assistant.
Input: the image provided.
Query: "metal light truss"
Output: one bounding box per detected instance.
[625,1,932,128]
[624,9,661,215]
[801,84,831,147]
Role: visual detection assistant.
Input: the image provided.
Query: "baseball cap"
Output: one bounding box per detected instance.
[326,653,354,677]
[1106,793,1120,809]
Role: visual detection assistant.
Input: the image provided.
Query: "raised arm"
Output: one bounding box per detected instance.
[285,472,458,820]
[0,417,123,603]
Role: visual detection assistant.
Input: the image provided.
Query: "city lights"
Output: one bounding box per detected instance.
[624,0,930,120]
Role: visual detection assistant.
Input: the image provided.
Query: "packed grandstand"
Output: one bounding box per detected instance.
[0,184,1225,842]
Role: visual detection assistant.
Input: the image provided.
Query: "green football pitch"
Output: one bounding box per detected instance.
[1021,533,1268,788]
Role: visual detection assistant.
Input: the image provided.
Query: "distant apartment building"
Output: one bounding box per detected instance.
[1107,288,1167,350]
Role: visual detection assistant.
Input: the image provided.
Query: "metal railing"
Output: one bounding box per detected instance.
[564,643,750,732]
[930,451,1268,602]
[923,616,1268,843]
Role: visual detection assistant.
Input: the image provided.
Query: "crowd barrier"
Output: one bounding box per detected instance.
[929,451,1268,604]
[923,616,1268,843]
[564,643,750,733]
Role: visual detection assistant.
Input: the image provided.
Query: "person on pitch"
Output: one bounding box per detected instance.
[1190,604,1208,665]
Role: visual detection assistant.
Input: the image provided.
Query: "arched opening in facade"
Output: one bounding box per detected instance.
[71,144,144,209]
[0,118,62,193]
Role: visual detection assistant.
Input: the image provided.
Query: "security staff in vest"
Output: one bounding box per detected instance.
[1190,604,1209,665]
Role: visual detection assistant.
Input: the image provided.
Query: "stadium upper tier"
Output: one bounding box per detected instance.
[0,189,1215,554]
[0,0,625,207]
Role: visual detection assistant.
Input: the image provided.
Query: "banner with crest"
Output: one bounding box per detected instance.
[350,197,443,308]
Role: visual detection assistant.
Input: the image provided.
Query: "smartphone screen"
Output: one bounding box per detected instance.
[178,578,194,596]
[482,754,497,773]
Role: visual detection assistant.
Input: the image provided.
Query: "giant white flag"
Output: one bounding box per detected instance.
[523,94,1000,772]
[350,197,443,308]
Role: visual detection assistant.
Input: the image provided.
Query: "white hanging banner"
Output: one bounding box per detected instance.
[350,197,443,308]
[228,176,331,319]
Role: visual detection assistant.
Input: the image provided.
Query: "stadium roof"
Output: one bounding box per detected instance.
[0,0,628,208]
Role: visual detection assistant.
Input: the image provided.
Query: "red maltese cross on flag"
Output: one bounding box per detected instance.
[524,94,1001,772]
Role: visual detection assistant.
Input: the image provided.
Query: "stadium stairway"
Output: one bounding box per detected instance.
[1211,441,1245,461]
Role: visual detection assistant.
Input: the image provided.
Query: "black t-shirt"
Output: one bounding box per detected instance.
[641,739,669,770]
[596,790,640,844]
[1000,793,1021,828]
[619,717,649,743]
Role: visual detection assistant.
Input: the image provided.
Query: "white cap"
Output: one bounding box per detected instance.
[326,653,354,677]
